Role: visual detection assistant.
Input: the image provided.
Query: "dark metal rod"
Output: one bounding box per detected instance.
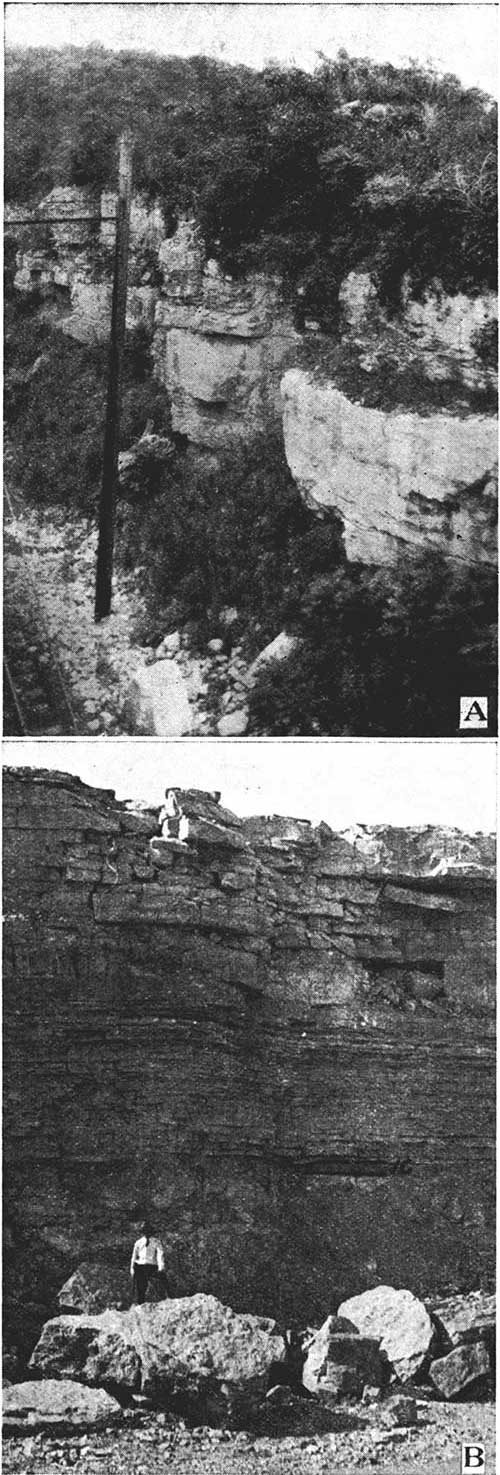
[94,134,133,622]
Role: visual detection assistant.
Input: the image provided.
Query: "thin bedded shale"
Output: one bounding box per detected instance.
[3,772,495,1360]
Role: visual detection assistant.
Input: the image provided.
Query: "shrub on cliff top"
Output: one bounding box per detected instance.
[5,47,497,313]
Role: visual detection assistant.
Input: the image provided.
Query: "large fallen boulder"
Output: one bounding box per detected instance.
[3,1379,123,1434]
[428,1291,495,1355]
[124,662,193,736]
[429,1342,491,1400]
[302,1314,383,1400]
[338,1286,434,1382]
[29,1293,286,1426]
[58,1263,131,1314]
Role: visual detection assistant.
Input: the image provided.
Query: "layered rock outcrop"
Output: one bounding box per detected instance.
[152,228,298,448]
[3,771,495,1354]
[281,369,497,566]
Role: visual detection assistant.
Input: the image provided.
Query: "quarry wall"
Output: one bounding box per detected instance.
[9,188,497,568]
[3,770,495,1347]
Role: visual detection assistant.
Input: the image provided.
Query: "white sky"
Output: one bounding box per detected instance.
[3,738,496,831]
[4,2,498,97]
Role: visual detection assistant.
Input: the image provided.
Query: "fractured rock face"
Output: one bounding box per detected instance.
[338,1287,434,1382]
[3,1379,123,1434]
[281,369,497,567]
[30,1295,286,1426]
[153,227,298,447]
[302,1315,383,1400]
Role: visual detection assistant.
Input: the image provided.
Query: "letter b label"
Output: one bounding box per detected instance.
[462,1446,485,1472]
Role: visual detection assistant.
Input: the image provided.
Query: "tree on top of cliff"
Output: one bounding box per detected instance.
[5,46,497,307]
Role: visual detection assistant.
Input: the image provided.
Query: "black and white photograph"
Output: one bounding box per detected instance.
[3,1,498,737]
[2,737,496,1472]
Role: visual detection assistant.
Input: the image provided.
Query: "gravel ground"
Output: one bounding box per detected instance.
[2,1402,495,1475]
[4,500,151,735]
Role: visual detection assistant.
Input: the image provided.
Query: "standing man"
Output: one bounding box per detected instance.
[130,1220,166,1304]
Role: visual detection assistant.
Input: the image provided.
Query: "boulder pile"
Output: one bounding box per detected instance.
[3,1282,494,1438]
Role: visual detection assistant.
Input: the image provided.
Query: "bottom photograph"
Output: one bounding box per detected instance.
[2,738,496,1474]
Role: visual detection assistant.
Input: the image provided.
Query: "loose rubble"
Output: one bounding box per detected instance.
[4,501,284,736]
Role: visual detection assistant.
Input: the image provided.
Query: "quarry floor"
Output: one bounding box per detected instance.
[3,493,246,737]
[2,1402,495,1475]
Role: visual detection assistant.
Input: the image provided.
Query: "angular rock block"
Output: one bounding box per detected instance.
[377,1393,418,1427]
[3,1379,122,1434]
[125,663,193,737]
[302,1315,383,1400]
[429,1291,495,1352]
[30,1294,286,1426]
[430,1342,490,1399]
[338,1286,433,1382]
[58,1262,132,1315]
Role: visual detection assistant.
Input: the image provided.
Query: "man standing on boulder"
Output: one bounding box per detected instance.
[130,1220,166,1304]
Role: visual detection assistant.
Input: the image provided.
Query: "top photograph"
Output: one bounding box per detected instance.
[4,1,497,738]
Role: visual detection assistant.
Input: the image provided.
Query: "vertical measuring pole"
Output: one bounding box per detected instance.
[95,132,133,620]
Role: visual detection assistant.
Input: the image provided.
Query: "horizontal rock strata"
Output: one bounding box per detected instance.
[281,369,497,566]
[3,771,495,1353]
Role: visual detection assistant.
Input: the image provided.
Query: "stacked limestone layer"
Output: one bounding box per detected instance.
[3,771,495,1348]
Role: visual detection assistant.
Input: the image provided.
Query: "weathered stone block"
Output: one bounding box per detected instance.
[430,1341,490,1399]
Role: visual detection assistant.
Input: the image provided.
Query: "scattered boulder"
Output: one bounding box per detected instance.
[429,1342,490,1400]
[29,1294,287,1427]
[216,708,249,737]
[125,662,193,736]
[377,1394,418,1428]
[58,1263,131,1315]
[156,630,181,658]
[338,1286,434,1382]
[248,632,300,682]
[302,1315,383,1401]
[3,1379,123,1434]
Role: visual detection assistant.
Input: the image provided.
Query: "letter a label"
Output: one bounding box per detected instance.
[459,697,488,730]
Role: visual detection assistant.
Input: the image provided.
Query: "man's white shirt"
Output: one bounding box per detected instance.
[130,1236,165,1273]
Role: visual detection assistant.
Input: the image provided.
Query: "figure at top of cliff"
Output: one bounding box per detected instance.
[130,1220,166,1304]
[159,788,188,842]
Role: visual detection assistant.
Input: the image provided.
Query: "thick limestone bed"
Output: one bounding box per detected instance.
[281,369,497,566]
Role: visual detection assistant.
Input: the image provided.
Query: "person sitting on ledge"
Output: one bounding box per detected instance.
[130,1220,166,1304]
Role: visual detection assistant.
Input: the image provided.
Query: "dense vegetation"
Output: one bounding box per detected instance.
[4,48,497,735]
[5,46,497,315]
[5,295,496,737]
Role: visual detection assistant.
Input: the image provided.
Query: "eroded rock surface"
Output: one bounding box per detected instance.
[281,368,497,566]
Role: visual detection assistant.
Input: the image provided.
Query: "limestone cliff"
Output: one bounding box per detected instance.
[3,770,495,1353]
[281,369,497,566]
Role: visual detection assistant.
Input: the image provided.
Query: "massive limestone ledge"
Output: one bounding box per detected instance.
[281,369,497,566]
[153,262,299,449]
